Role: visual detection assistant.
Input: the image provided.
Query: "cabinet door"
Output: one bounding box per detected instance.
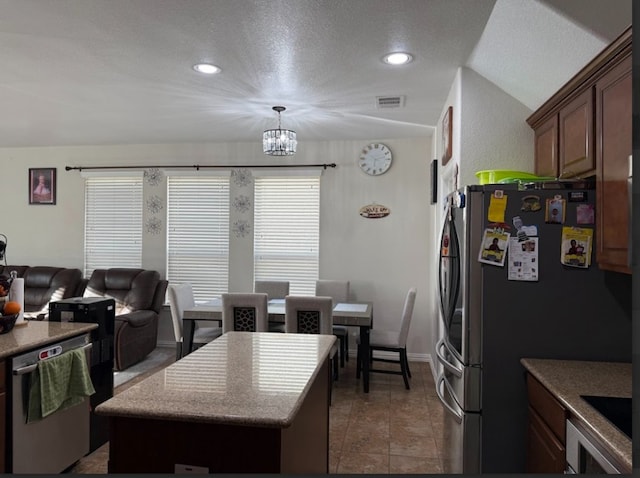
[0,362,5,473]
[559,88,594,178]
[534,115,558,177]
[595,55,632,274]
[526,407,566,473]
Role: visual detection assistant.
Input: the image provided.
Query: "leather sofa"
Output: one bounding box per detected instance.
[83,268,168,371]
[0,265,83,320]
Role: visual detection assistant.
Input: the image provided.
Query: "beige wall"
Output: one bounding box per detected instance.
[0,137,436,361]
[430,67,534,377]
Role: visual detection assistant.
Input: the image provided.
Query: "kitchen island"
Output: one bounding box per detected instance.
[521,358,631,473]
[96,331,336,474]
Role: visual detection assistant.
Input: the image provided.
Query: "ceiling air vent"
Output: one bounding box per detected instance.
[375,95,405,109]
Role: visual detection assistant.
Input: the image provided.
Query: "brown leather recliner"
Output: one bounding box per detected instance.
[84,268,168,371]
[0,265,83,319]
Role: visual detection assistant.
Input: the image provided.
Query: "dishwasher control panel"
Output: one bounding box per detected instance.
[38,345,63,361]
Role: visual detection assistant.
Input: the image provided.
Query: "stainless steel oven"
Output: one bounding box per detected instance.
[566,420,625,474]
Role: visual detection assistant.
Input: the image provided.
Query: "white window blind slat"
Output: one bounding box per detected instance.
[254,176,319,295]
[84,177,143,278]
[167,176,230,301]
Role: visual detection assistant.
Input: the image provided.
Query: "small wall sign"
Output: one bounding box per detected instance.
[359,203,390,219]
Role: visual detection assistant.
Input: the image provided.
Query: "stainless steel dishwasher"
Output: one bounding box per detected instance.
[10,333,92,474]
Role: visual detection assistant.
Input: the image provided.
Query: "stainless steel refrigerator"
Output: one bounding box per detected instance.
[435,181,631,473]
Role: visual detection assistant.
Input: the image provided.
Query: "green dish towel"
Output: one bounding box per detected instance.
[27,348,95,423]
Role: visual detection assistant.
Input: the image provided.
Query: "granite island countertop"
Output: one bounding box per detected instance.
[96,331,336,428]
[0,320,98,360]
[521,358,631,473]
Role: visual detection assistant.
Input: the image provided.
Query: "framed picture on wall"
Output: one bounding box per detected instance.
[441,106,452,166]
[29,168,56,205]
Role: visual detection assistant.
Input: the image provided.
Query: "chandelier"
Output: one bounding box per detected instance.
[263,106,297,156]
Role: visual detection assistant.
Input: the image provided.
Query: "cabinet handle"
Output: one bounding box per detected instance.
[628,155,633,268]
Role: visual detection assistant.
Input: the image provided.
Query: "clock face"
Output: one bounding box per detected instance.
[358,143,392,176]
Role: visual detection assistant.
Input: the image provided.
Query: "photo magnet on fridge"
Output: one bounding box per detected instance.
[478,228,509,267]
[545,196,566,224]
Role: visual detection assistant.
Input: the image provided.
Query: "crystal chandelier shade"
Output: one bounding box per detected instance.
[263,106,297,156]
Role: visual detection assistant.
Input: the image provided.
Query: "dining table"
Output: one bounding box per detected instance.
[182,298,374,393]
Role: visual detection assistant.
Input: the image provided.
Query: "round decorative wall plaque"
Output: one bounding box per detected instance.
[359,203,390,219]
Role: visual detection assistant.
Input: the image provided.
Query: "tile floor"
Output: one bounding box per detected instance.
[68,349,445,474]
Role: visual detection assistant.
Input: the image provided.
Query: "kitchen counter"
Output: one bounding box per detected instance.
[521,358,631,472]
[97,331,336,473]
[0,320,98,360]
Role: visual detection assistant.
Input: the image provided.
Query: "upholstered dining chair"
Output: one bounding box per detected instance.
[254,280,289,333]
[167,283,222,360]
[285,295,339,383]
[315,279,350,367]
[356,287,417,390]
[254,280,290,299]
[221,292,269,333]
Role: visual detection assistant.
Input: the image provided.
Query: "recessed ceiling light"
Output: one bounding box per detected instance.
[192,63,221,74]
[383,52,413,66]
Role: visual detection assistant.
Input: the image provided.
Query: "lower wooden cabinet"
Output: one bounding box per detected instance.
[526,373,568,473]
[0,361,5,473]
[527,406,566,473]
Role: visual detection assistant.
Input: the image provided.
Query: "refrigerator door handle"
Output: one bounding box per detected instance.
[436,338,463,378]
[436,374,463,423]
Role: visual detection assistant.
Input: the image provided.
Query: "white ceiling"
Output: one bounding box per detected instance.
[0,0,631,148]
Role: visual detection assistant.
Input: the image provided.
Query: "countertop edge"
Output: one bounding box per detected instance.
[520,358,632,473]
[0,321,98,360]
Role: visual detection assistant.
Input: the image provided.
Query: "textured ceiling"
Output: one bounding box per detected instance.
[0,0,631,148]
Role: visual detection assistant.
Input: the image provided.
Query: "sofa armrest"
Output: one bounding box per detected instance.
[75,278,89,297]
[115,309,158,328]
[151,280,169,314]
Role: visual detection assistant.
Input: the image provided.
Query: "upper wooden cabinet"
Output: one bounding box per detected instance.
[558,88,594,178]
[533,115,558,177]
[527,26,632,274]
[595,55,632,274]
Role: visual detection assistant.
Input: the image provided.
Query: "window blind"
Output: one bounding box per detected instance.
[254,176,320,295]
[84,176,143,278]
[167,176,230,301]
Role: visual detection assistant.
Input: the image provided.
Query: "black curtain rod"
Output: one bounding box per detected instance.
[65,163,337,172]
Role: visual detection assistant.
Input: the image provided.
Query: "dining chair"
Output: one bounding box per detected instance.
[356,287,417,390]
[221,292,269,333]
[315,279,350,367]
[254,280,290,299]
[285,295,339,386]
[254,280,289,333]
[167,283,222,360]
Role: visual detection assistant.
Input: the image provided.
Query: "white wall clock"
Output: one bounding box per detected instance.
[358,143,393,176]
